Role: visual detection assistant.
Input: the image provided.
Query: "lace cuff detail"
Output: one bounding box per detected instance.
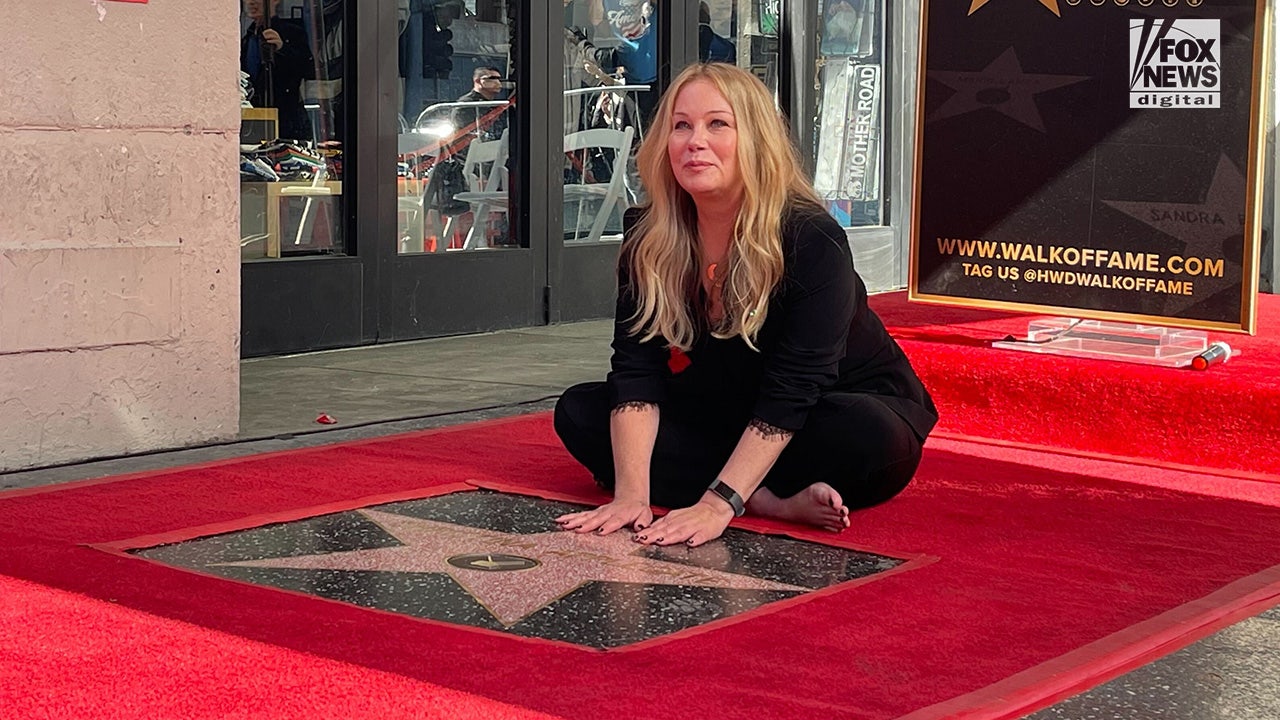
[612,401,657,415]
[748,417,793,441]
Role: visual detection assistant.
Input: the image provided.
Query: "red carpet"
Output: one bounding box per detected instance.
[3,415,1280,720]
[872,292,1280,477]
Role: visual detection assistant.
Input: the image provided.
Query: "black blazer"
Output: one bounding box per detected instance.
[607,203,938,440]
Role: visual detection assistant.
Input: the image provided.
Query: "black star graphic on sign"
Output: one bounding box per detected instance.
[968,0,1061,17]
[928,48,1090,132]
[1102,155,1246,257]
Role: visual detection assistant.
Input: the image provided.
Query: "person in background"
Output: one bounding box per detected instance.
[698,2,736,63]
[439,66,511,246]
[241,0,316,142]
[554,63,937,547]
[451,66,509,147]
[604,0,659,123]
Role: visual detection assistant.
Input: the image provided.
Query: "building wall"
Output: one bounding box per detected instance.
[0,1,241,471]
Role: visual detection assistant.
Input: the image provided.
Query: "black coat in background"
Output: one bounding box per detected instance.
[242,18,316,142]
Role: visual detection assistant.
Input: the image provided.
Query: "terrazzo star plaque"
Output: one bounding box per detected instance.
[131,490,904,649]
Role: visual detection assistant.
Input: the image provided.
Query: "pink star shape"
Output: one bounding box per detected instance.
[220,510,808,626]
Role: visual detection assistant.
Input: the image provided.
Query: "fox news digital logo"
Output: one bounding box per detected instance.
[1129,19,1221,109]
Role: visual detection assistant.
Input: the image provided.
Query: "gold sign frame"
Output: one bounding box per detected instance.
[907,0,1272,334]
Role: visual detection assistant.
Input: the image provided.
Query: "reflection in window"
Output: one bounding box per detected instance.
[813,0,885,228]
[697,1,781,95]
[562,0,659,244]
[398,1,518,253]
[239,0,347,261]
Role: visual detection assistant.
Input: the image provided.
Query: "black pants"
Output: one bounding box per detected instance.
[554,382,924,511]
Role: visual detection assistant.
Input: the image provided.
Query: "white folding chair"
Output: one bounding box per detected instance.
[563,126,635,244]
[452,129,510,250]
[397,130,440,253]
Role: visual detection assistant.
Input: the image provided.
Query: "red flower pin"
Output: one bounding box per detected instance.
[667,347,691,374]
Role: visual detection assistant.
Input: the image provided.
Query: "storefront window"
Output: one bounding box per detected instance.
[561,0,656,244]
[239,0,347,261]
[699,1,781,97]
[812,0,885,228]
[397,0,518,254]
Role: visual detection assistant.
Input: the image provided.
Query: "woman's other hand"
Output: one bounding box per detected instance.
[632,498,734,548]
[556,498,654,535]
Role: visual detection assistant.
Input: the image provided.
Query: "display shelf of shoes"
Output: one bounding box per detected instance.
[240,108,279,145]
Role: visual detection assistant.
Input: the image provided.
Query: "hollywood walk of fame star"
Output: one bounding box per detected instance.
[928,47,1090,132]
[968,0,1061,17]
[1102,154,1247,257]
[219,510,807,626]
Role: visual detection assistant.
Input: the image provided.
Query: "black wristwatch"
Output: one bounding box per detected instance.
[706,478,746,517]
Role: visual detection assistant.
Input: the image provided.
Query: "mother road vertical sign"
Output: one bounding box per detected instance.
[909,0,1269,332]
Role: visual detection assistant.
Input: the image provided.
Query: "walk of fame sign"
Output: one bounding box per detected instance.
[909,0,1268,332]
[130,490,905,649]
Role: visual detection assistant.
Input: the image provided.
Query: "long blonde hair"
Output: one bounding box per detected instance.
[625,63,823,351]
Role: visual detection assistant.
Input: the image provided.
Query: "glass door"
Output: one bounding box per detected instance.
[553,0,661,320]
[398,1,516,254]
[796,0,919,293]
[239,0,349,262]
[561,0,654,245]
[377,0,545,340]
[698,0,782,96]
[240,0,365,357]
[812,0,885,228]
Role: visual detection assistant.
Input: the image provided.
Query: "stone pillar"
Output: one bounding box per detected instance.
[0,1,241,471]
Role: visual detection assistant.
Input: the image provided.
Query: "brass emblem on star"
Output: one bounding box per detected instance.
[447,553,541,572]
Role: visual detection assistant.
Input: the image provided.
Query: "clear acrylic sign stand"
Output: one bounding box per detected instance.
[992,318,1228,368]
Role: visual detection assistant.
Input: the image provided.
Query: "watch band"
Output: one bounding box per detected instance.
[707,478,746,517]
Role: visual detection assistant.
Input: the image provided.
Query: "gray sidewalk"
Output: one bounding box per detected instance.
[1,320,612,492]
[238,320,612,439]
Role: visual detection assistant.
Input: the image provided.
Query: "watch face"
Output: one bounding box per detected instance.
[711,480,745,516]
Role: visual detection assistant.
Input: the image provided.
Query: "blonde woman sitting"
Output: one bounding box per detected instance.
[555,63,937,547]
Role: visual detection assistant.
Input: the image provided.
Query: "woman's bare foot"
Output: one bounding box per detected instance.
[746,484,851,532]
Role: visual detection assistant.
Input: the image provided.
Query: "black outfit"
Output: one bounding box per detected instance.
[242,18,316,142]
[451,89,508,146]
[555,203,938,511]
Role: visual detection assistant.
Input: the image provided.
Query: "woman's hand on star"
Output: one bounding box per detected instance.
[555,498,654,535]
[633,498,734,547]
